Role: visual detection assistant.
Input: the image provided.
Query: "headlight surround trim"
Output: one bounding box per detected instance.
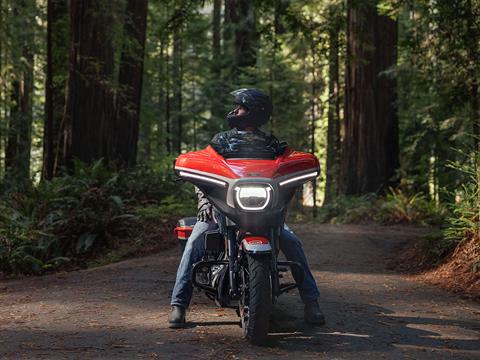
[234,184,272,211]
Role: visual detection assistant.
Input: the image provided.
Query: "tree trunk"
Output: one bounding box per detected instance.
[0,0,3,174]
[165,33,171,154]
[340,1,399,195]
[172,27,183,153]
[324,20,341,204]
[63,0,115,170]
[17,42,33,180]
[234,0,257,68]
[156,34,165,156]
[310,81,317,217]
[210,0,224,131]
[224,0,256,81]
[5,82,20,177]
[212,0,221,77]
[5,0,34,182]
[43,0,69,180]
[114,0,148,168]
[223,0,235,65]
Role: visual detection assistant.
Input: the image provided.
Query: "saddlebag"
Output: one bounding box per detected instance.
[174,217,197,254]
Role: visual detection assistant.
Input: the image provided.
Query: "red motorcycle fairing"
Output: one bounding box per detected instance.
[175,145,320,231]
[175,145,319,180]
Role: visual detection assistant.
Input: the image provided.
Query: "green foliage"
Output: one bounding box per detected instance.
[381,188,445,224]
[396,0,480,200]
[0,161,195,275]
[442,150,479,248]
[318,189,445,225]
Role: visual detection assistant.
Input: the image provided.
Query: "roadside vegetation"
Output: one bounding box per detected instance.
[311,149,479,296]
[317,189,446,226]
[0,160,195,275]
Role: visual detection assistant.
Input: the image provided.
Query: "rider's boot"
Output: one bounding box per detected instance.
[304,300,325,325]
[168,305,186,328]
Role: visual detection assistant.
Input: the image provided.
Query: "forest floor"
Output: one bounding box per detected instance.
[1,224,479,359]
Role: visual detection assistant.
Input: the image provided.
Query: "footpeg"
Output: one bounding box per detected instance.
[279,283,297,294]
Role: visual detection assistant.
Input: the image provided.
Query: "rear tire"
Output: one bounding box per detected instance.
[242,254,272,345]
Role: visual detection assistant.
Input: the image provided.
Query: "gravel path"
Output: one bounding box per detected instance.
[1,224,479,359]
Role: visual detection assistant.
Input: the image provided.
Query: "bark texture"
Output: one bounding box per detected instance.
[340,1,399,195]
[114,0,148,168]
[234,0,257,68]
[224,0,257,75]
[63,0,115,170]
[43,0,69,179]
[210,0,224,130]
[324,19,341,204]
[172,27,183,153]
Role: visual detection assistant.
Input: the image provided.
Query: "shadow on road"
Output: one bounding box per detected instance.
[266,302,480,354]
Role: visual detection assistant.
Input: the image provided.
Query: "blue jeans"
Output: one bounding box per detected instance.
[170,222,320,308]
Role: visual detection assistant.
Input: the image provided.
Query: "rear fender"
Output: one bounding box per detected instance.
[242,236,272,254]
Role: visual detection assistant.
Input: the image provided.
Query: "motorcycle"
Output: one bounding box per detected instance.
[174,143,319,345]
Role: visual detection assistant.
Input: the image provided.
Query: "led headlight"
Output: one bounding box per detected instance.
[234,185,272,210]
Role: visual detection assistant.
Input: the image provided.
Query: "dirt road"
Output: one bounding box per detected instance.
[1,224,479,359]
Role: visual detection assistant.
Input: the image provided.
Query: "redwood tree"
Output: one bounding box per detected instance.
[324,5,342,204]
[209,0,224,131]
[114,0,148,168]
[234,0,257,68]
[224,0,257,77]
[43,0,69,179]
[340,0,399,195]
[63,0,115,169]
[172,26,183,153]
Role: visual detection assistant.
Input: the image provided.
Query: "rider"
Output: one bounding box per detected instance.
[168,88,325,328]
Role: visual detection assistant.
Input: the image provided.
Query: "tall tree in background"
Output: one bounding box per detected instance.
[172,26,183,153]
[224,0,257,81]
[235,0,257,68]
[0,0,4,170]
[164,31,172,155]
[223,0,234,69]
[63,0,115,170]
[114,0,148,168]
[5,0,34,181]
[209,0,224,131]
[43,0,69,179]
[324,2,343,204]
[340,0,399,195]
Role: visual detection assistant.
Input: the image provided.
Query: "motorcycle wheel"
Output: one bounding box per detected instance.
[241,254,271,345]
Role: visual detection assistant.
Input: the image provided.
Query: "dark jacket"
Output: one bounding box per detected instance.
[210,128,286,159]
[196,129,286,221]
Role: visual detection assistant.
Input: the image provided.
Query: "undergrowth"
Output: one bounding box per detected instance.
[0,160,195,275]
[441,151,479,258]
[315,188,446,225]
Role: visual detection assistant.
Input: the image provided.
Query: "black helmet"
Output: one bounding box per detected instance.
[226,88,273,129]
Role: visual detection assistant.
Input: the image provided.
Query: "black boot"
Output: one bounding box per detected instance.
[304,300,325,325]
[168,305,186,328]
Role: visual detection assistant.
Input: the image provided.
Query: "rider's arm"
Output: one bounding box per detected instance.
[195,187,213,222]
